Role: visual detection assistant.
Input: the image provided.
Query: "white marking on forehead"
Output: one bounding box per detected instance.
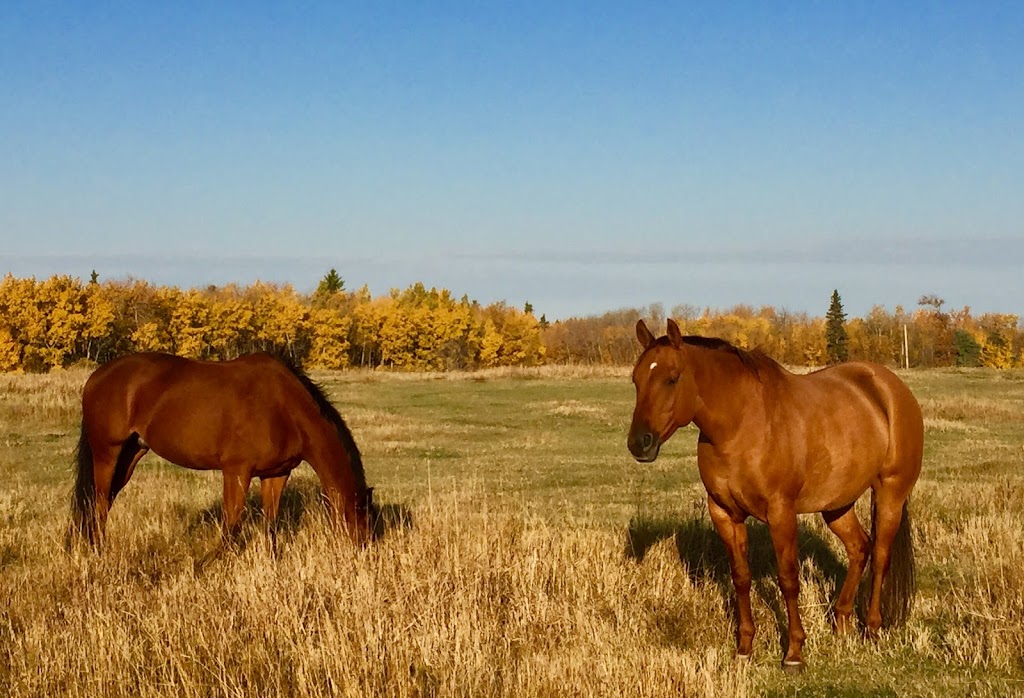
[649,362,658,370]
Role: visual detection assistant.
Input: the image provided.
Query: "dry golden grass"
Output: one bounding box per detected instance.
[1,367,1024,696]
[0,368,87,422]
[3,484,746,698]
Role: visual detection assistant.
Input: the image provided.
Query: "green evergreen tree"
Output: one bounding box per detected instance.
[316,268,345,297]
[954,329,982,367]
[825,289,849,365]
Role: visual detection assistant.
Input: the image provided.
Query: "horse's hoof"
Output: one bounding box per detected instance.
[781,660,805,675]
[735,653,752,663]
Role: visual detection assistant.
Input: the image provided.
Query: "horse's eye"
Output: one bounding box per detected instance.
[666,376,678,387]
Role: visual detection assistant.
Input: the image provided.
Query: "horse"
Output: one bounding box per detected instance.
[627,319,922,673]
[69,351,375,547]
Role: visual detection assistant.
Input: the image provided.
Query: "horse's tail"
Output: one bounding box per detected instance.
[67,422,96,549]
[873,494,916,628]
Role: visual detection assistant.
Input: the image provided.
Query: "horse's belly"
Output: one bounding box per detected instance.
[143,438,224,471]
[794,464,876,514]
[138,422,299,473]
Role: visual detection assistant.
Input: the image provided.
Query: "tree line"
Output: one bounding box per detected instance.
[543,297,1021,369]
[0,273,544,372]
[0,272,1020,372]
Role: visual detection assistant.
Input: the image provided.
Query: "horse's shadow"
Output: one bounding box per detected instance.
[188,478,413,553]
[625,511,852,652]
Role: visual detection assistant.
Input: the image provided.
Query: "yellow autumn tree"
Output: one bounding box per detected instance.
[0,274,33,371]
[975,314,1020,368]
[247,283,311,358]
[376,296,417,369]
[168,289,212,358]
[205,286,258,359]
[81,280,117,363]
[478,317,504,368]
[308,307,352,369]
[33,275,87,369]
[350,293,386,368]
[477,303,545,367]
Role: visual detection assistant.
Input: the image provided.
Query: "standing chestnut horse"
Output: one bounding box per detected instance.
[628,319,922,672]
[70,352,374,547]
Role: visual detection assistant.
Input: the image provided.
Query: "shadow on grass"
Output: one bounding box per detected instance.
[625,512,851,653]
[189,476,414,553]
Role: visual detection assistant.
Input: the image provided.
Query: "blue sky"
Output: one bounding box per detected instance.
[2,2,1022,319]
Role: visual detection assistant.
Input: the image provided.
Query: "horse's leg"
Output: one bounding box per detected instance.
[110,435,148,502]
[707,496,755,658]
[767,503,806,673]
[865,487,909,635]
[259,474,289,529]
[221,468,254,541]
[822,503,871,635]
[88,443,122,545]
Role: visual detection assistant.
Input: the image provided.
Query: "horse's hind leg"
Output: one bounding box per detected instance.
[822,503,871,635]
[89,436,149,543]
[259,474,289,530]
[87,443,121,544]
[111,434,148,501]
[866,483,914,635]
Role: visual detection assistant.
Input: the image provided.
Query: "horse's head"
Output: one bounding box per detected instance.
[627,318,700,462]
[359,486,380,537]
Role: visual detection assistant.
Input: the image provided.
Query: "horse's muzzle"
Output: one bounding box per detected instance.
[628,431,660,462]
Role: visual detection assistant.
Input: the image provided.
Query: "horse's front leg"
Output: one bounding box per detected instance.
[767,503,806,673]
[221,468,254,541]
[259,474,289,531]
[707,496,755,658]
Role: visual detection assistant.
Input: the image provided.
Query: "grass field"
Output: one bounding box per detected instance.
[1,365,1023,696]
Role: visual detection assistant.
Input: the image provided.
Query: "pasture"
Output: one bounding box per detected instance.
[1,366,1023,696]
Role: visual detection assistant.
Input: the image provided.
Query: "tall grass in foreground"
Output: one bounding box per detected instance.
[3,487,744,698]
[3,480,1023,697]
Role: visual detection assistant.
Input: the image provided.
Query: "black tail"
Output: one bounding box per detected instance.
[68,422,96,549]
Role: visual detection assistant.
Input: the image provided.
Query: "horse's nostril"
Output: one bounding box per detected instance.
[641,433,655,451]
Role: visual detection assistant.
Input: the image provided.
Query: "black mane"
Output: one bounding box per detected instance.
[656,335,779,379]
[277,357,369,498]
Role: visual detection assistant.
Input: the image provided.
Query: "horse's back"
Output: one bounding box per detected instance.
[806,361,922,435]
[803,360,923,476]
[81,352,316,470]
[82,353,185,426]
[760,361,922,512]
[87,351,290,390]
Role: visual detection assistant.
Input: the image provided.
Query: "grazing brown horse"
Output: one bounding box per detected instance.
[628,319,922,672]
[70,352,375,547]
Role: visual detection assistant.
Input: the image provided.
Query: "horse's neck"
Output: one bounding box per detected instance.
[690,347,763,442]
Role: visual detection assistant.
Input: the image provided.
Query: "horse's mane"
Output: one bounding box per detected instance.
[660,335,780,379]
[276,357,369,499]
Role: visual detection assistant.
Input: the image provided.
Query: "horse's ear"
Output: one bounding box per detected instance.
[636,320,655,349]
[666,318,683,348]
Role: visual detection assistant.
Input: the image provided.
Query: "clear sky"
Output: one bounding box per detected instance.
[2,2,1022,320]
